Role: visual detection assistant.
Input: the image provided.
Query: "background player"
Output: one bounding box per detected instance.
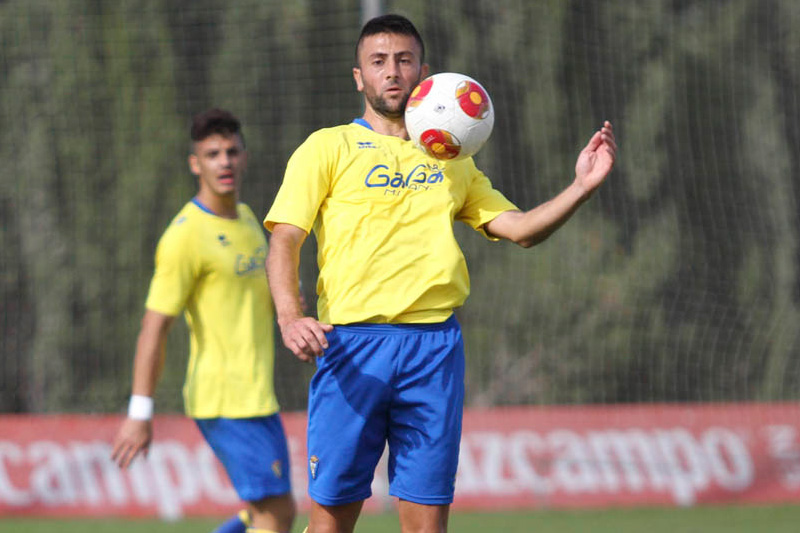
[265,14,616,533]
[111,109,295,533]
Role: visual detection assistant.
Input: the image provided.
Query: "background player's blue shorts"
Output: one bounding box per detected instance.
[307,314,465,506]
[195,414,292,502]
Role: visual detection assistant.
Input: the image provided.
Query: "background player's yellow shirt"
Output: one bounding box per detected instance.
[146,201,278,418]
[265,122,518,324]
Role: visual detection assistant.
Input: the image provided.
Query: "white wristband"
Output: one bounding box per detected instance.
[128,395,154,420]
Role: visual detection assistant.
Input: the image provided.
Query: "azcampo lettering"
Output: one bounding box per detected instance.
[364,163,444,192]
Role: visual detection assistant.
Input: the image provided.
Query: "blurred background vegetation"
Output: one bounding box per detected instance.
[1,0,799,414]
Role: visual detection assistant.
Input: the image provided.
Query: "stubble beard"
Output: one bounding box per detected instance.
[367,91,409,120]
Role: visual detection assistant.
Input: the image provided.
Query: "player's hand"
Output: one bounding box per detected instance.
[278,316,334,363]
[574,121,617,195]
[111,418,153,469]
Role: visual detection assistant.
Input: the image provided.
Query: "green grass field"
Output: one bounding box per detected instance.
[4,505,800,533]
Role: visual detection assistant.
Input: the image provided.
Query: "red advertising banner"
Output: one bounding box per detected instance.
[1,403,800,518]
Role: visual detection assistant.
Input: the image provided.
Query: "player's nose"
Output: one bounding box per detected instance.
[386,60,401,79]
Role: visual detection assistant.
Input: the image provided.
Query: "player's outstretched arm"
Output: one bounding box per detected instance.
[266,223,333,363]
[111,310,174,469]
[485,121,617,247]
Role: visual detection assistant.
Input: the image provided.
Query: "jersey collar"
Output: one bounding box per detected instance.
[352,118,373,130]
[191,197,216,214]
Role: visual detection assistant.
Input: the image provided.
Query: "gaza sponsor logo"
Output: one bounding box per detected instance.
[235,246,267,276]
[364,163,445,192]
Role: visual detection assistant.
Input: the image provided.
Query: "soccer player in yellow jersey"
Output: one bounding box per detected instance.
[265,14,616,533]
[112,109,295,533]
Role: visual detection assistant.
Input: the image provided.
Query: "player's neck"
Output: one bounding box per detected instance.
[194,190,238,219]
[361,110,409,139]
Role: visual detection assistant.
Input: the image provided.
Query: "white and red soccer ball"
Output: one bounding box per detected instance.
[405,72,494,160]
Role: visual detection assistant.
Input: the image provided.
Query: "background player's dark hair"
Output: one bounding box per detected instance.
[355,14,425,64]
[190,108,245,147]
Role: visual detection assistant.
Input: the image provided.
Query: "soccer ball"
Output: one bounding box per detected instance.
[405,72,494,160]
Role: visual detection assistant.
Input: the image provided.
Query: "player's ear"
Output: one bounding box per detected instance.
[353,67,364,92]
[188,153,200,176]
[421,63,429,80]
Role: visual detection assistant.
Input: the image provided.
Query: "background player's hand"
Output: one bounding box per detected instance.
[574,121,617,195]
[111,418,153,469]
[278,316,334,363]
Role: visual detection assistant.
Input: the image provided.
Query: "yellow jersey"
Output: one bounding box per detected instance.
[265,121,518,324]
[146,200,279,418]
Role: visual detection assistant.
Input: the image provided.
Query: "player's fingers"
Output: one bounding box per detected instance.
[312,329,328,355]
[280,317,330,360]
[111,436,133,463]
[603,138,617,154]
[583,130,603,152]
[288,333,321,360]
[124,446,145,468]
[295,353,314,364]
[297,319,331,352]
[309,325,330,350]
[289,342,315,363]
[114,443,136,469]
[118,449,134,469]
[111,441,124,461]
[298,329,326,356]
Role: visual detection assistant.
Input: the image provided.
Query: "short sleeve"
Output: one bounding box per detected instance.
[456,162,519,240]
[264,130,333,233]
[144,219,199,316]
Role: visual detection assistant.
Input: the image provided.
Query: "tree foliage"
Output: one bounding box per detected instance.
[1,0,798,413]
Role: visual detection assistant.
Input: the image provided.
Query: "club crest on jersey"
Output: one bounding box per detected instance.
[217,234,231,246]
[272,460,283,479]
[309,455,319,479]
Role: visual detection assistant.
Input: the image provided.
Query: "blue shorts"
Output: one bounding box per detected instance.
[195,414,292,502]
[307,315,465,506]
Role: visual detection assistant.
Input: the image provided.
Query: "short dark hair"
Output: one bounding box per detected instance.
[190,108,244,146]
[355,14,425,64]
